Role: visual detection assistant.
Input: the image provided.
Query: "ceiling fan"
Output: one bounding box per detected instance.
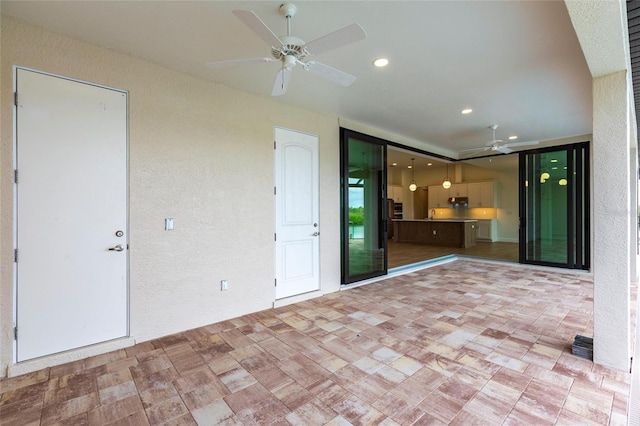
[206,3,366,96]
[460,124,539,156]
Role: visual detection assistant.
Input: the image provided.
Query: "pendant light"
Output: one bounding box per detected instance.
[442,163,452,189]
[409,158,417,192]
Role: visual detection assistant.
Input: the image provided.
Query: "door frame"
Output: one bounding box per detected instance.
[273,126,320,301]
[340,128,389,284]
[518,142,590,269]
[12,66,130,362]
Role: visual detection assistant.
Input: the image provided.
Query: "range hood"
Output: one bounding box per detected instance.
[448,197,469,206]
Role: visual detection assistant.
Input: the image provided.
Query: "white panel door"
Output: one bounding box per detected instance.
[16,69,128,361]
[274,127,319,299]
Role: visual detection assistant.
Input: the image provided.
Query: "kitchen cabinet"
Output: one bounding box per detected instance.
[475,219,496,241]
[467,181,495,207]
[388,185,403,203]
[393,219,477,247]
[428,181,496,209]
[449,183,468,198]
[427,185,450,209]
[464,222,477,248]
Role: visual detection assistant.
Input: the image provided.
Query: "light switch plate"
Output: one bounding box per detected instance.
[165,218,174,231]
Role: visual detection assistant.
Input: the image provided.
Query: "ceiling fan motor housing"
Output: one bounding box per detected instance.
[271,35,307,63]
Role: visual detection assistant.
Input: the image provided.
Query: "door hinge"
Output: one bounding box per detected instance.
[14,92,18,106]
[274,187,276,195]
[14,249,18,263]
[274,279,277,287]
[14,170,18,184]
[13,327,17,340]
[274,233,277,241]
[274,141,276,150]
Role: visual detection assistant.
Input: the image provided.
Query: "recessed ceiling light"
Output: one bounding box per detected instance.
[427,163,433,166]
[391,162,397,166]
[373,58,389,67]
[508,136,518,140]
[552,167,558,170]
[407,165,412,169]
[461,108,473,114]
[550,159,558,163]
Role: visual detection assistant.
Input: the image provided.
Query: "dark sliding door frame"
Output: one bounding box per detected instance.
[518,142,590,269]
[340,128,591,284]
[340,128,390,284]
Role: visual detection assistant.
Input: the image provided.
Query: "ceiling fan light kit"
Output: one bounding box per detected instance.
[206,2,366,96]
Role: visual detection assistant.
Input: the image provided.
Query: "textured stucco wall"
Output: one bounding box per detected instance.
[592,70,631,371]
[0,16,341,376]
[564,0,628,78]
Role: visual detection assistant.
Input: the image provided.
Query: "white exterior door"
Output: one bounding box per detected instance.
[274,127,320,299]
[15,68,128,361]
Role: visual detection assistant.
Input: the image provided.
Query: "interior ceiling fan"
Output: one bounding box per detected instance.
[206,2,366,96]
[460,124,539,156]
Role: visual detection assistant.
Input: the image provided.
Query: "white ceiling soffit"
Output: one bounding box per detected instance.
[565,0,630,78]
[2,1,595,158]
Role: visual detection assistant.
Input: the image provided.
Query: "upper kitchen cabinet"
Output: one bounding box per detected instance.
[449,183,468,198]
[467,181,496,207]
[388,185,403,203]
[427,185,450,209]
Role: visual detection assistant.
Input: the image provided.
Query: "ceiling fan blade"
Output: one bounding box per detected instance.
[272,68,292,96]
[206,57,275,68]
[459,146,491,153]
[305,61,356,87]
[504,140,539,148]
[304,23,366,56]
[495,146,514,154]
[232,10,282,48]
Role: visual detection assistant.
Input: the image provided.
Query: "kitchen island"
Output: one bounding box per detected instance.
[393,219,478,248]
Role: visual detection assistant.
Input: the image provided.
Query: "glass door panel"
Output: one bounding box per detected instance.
[519,143,589,269]
[341,129,387,283]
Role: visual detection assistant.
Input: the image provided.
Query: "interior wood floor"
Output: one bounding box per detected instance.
[0,260,630,425]
[388,240,519,269]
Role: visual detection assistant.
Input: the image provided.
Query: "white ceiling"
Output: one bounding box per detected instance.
[2,0,592,163]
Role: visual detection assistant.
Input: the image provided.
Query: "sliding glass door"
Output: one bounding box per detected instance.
[519,143,589,269]
[341,129,387,284]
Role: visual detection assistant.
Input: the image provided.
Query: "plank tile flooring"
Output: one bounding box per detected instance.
[0,260,631,425]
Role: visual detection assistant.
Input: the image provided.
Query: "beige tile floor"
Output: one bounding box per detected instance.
[0,260,632,425]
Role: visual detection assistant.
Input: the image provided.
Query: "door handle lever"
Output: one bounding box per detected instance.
[313,232,320,237]
[108,244,125,252]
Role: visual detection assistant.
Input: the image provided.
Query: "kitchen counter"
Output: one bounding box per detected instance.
[393,219,478,247]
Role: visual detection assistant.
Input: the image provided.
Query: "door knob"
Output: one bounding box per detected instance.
[108,244,125,252]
